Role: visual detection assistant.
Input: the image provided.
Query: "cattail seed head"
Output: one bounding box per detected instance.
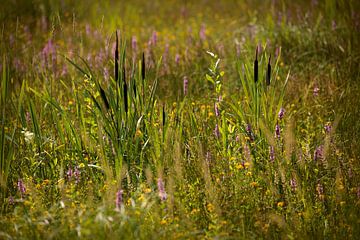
[266,55,271,86]
[141,52,146,81]
[254,46,258,83]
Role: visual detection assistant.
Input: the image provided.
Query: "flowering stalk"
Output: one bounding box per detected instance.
[157,178,167,201]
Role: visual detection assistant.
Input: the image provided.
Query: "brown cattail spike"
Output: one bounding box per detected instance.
[115,30,119,83]
[141,52,146,81]
[254,46,258,83]
[266,54,271,86]
[162,104,166,127]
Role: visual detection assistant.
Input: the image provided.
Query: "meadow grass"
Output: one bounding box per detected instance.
[0,0,359,239]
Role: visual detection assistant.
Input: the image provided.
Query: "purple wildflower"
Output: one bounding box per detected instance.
[246,124,254,141]
[278,107,285,120]
[157,178,167,201]
[313,86,320,96]
[183,76,188,96]
[324,123,332,134]
[9,196,14,205]
[175,54,180,65]
[290,178,297,191]
[269,145,275,162]
[275,123,281,139]
[131,35,137,52]
[74,166,80,184]
[314,146,324,161]
[199,24,206,41]
[151,31,157,46]
[66,167,73,181]
[214,102,220,117]
[115,189,123,209]
[17,179,26,197]
[214,124,220,138]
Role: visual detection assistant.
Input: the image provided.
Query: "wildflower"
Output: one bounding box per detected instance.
[131,35,137,52]
[74,166,81,184]
[313,86,320,96]
[269,145,275,162]
[314,146,324,161]
[157,178,167,201]
[324,123,332,134]
[214,102,220,117]
[290,178,297,191]
[175,54,180,65]
[9,196,14,205]
[199,24,206,41]
[115,189,123,209]
[214,124,220,138]
[275,123,281,139]
[246,124,254,141]
[21,129,34,143]
[278,108,285,120]
[151,31,158,46]
[277,201,285,207]
[66,167,73,181]
[17,179,26,197]
[183,76,188,95]
[316,182,324,200]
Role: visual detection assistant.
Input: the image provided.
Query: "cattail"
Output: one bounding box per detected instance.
[115,30,119,83]
[157,178,167,201]
[183,76,188,96]
[123,66,128,114]
[141,52,146,81]
[266,55,271,86]
[254,46,258,83]
[115,189,123,209]
[162,104,166,127]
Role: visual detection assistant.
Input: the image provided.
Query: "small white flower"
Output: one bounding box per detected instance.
[21,129,34,143]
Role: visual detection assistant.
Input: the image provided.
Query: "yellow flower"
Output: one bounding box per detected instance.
[235,163,243,170]
[207,203,215,212]
[250,182,258,187]
[277,201,285,207]
[244,162,250,168]
[144,188,151,193]
[160,219,167,225]
[246,171,252,176]
[79,163,85,168]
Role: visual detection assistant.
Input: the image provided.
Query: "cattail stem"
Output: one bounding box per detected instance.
[254,46,258,83]
[266,54,271,86]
